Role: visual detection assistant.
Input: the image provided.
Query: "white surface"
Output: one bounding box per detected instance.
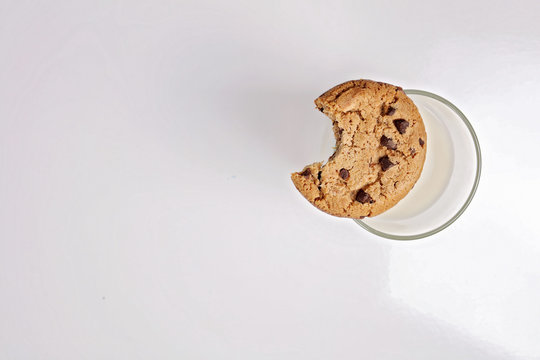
[1,1,539,359]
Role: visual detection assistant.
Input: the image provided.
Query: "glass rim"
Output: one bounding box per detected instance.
[353,89,482,240]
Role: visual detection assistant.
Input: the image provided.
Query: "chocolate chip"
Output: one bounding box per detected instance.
[355,189,374,204]
[393,119,409,134]
[358,216,365,219]
[379,155,395,171]
[380,135,397,150]
[339,168,349,180]
[318,107,324,112]
[300,168,311,177]
[317,171,322,181]
[381,105,396,116]
[419,138,425,147]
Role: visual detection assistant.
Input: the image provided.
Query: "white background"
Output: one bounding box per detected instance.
[1,0,540,359]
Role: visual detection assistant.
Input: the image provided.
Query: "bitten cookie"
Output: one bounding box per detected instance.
[291,79,427,218]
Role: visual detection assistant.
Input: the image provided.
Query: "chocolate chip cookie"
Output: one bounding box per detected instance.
[291,80,427,218]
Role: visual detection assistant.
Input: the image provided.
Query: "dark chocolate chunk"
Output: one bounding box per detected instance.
[419,138,425,147]
[339,168,349,180]
[300,168,311,177]
[380,135,397,150]
[393,119,409,134]
[355,189,374,204]
[379,155,395,171]
[318,107,324,112]
[381,104,396,116]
